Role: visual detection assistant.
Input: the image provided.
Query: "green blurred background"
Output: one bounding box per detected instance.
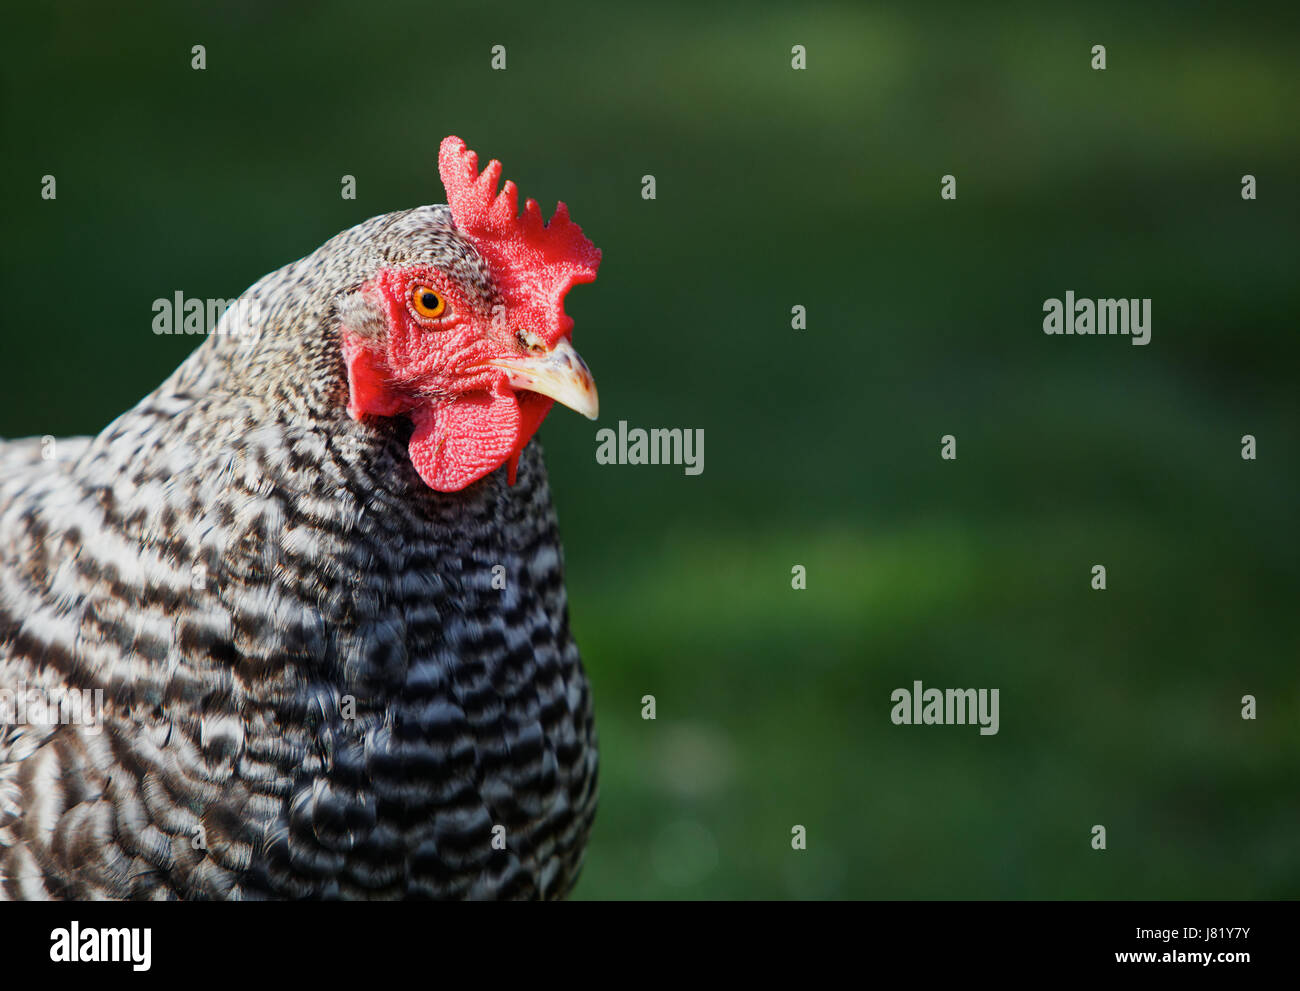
[2,1,1296,898]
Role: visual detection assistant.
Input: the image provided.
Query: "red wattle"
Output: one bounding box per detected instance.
[408,385,522,492]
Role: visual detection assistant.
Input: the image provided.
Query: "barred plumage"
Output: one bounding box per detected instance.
[0,159,601,899]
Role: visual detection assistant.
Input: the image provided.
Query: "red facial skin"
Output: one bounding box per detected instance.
[341,264,553,492]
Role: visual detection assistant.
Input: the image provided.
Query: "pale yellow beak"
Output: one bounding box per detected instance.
[485,337,599,420]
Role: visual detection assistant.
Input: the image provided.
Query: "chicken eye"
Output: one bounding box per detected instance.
[411,286,447,319]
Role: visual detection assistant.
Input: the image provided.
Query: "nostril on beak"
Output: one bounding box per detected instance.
[516,330,548,353]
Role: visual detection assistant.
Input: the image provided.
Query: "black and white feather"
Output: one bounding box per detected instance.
[0,206,599,899]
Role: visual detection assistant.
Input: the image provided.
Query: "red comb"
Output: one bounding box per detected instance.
[438,136,600,347]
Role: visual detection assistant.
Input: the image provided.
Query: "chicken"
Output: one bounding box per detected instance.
[0,137,601,899]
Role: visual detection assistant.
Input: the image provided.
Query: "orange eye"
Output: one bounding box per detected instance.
[411,286,447,319]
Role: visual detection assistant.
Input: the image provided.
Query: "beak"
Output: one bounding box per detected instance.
[484,336,600,420]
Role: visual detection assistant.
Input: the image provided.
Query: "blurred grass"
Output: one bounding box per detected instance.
[2,0,1297,898]
[569,510,1298,898]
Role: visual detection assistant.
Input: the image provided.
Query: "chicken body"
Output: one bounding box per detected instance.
[0,196,599,899]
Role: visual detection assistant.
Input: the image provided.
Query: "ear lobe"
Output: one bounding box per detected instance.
[341,330,406,419]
